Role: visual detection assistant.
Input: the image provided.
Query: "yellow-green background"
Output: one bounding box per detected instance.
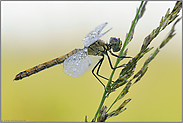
[1,1,182,122]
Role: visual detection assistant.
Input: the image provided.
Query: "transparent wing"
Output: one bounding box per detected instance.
[87,55,101,71]
[63,49,91,77]
[83,22,112,47]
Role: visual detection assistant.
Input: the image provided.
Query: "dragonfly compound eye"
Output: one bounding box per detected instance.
[109,37,122,52]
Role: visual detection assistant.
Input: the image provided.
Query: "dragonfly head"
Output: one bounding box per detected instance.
[109,37,122,52]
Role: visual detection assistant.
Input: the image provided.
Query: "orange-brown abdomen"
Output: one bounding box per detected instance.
[13,49,81,81]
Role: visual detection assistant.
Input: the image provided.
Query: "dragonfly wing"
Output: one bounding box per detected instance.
[87,55,101,71]
[83,22,112,47]
[63,49,91,77]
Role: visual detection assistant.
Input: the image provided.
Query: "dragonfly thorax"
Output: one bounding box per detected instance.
[87,39,109,56]
[109,37,122,52]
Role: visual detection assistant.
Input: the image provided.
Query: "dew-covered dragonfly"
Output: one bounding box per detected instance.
[14,22,131,88]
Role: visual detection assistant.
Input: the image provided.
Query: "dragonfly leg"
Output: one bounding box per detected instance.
[106,51,128,69]
[95,55,115,82]
[92,56,106,91]
[99,45,131,69]
[109,51,132,59]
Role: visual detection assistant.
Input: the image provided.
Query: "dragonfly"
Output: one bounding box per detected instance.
[13,22,130,88]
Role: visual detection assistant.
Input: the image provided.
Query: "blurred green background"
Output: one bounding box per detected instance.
[1,1,182,122]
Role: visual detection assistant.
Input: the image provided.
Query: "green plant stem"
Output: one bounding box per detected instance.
[107,94,120,112]
[105,1,144,112]
[92,1,144,122]
[107,0,144,87]
[92,87,107,122]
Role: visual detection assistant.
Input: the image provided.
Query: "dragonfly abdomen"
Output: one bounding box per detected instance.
[13,59,60,80]
[13,48,82,81]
